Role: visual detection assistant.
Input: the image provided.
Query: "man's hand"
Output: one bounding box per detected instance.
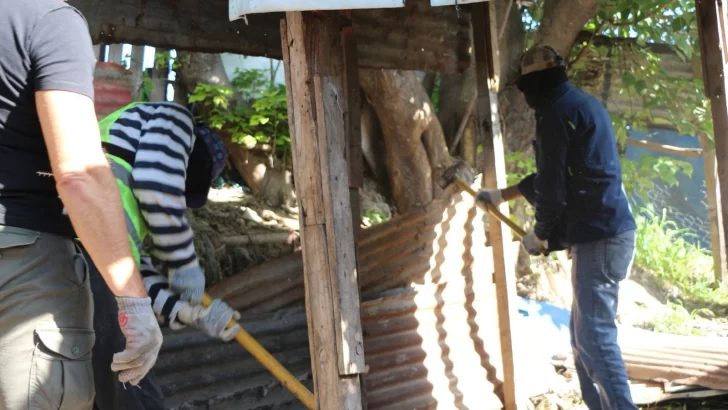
[475,188,504,209]
[176,298,241,342]
[170,265,206,305]
[111,297,163,385]
[522,232,547,256]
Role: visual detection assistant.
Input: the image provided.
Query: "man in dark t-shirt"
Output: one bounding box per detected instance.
[0,1,163,408]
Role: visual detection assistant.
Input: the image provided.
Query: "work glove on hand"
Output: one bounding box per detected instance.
[475,188,504,210]
[176,298,241,342]
[111,297,164,385]
[522,232,548,256]
[169,264,206,305]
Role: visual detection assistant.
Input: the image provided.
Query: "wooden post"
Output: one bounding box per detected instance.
[342,25,363,239]
[107,43,124,64]
[696,0,728,288]
[130,46,145,101]
[471,2,524,409]
[700,133,728,285]
[281,12,365,410]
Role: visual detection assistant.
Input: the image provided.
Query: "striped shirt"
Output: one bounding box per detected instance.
[108,101,201,324]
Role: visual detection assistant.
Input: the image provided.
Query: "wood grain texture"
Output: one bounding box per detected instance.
[696,0,728,289]
[283,11,364,408]
[472,3,524,409]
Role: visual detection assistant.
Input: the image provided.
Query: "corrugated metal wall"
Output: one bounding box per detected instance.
[209,187,512,316]
[159,282,507,410]
[161,185,521,409]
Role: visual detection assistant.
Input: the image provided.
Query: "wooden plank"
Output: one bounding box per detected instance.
[700,133,728,285]
[342,27,364,190]
[696,0,728,289]
[471,2,523,409]
[342,26,364,238]
[130,46,145,101]
[625,138,703,158]
[315,73,366,375]
[107,43,124,64]
[283,11,364,409]
[284,12,326,226]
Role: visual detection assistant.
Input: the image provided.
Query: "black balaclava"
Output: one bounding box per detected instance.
[516,65,569,110]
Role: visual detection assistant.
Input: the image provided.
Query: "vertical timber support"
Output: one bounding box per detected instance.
[472,2,524,409]
[696,0,728,288]
[342,23,364,239]
[281,11,365,410]
[700,133,728,284]
[130,46,145,101]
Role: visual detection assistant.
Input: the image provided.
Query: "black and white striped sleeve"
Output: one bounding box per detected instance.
[140,255,186,327]
[130,103,201,272]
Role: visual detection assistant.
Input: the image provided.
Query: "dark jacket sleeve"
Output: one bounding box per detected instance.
[517,173,538,205]
[533,115,569,241]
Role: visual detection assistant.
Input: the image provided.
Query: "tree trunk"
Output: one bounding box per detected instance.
[175,51,297,208]
[360,69,456,213]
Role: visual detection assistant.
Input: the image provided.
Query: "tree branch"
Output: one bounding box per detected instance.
[568,20,608,68]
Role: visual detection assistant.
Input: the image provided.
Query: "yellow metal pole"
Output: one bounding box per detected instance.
[201,294,316,410]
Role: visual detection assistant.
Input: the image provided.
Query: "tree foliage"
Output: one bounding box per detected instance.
[188,67,291,164]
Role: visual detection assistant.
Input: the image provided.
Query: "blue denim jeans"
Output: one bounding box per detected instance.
[569,229,637,410]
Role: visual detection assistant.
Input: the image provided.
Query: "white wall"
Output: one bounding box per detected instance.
[220,54,286,86]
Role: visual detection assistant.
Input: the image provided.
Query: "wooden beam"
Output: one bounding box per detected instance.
[69,0,472,73]
[342,26,363,237]
[700,133,728,285]
[471,2,524,409]
[696,0,728,288]
[625,138,703,158]
[281,12,364,409]
[130,46,145,101]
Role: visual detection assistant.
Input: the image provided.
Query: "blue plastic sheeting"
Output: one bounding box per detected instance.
[517,297,571,357]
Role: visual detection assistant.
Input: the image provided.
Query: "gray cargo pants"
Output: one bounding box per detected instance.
[0,226,95,410]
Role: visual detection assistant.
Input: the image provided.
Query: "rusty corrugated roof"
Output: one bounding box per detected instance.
[159,280,509,409]
[209,185,508,316]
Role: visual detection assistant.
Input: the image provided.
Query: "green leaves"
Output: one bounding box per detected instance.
[188,68,291,161]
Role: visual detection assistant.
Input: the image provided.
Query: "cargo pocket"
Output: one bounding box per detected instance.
[0,226,40,255]
[30,327,95,410]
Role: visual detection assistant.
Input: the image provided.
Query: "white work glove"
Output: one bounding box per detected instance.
[475,188,504,209]
[522,232,547,256]
[169,264,206,306]
[176,298,241,342]
[111,297,164,385]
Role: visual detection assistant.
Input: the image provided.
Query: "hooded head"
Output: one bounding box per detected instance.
[516,45,569,109]
[184,124,228,208]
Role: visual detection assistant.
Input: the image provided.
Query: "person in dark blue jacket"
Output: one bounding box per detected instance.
[476,45,637,410]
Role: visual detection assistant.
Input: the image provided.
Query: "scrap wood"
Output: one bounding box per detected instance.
[222,232,300,246]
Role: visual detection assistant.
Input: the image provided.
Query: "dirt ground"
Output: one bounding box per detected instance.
[519,256,728,409]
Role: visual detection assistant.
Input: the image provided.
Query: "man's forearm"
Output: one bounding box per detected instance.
[57,171,147,298]
[501,184,525,202]
[36,90,147,298]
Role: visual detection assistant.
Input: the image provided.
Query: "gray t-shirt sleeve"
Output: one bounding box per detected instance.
[27,6,96,99]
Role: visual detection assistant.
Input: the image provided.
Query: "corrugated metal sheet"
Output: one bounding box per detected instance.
[208,186,505,315]
[159,280,510,409]
[619,327,728,390]
[93,62,133,120]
